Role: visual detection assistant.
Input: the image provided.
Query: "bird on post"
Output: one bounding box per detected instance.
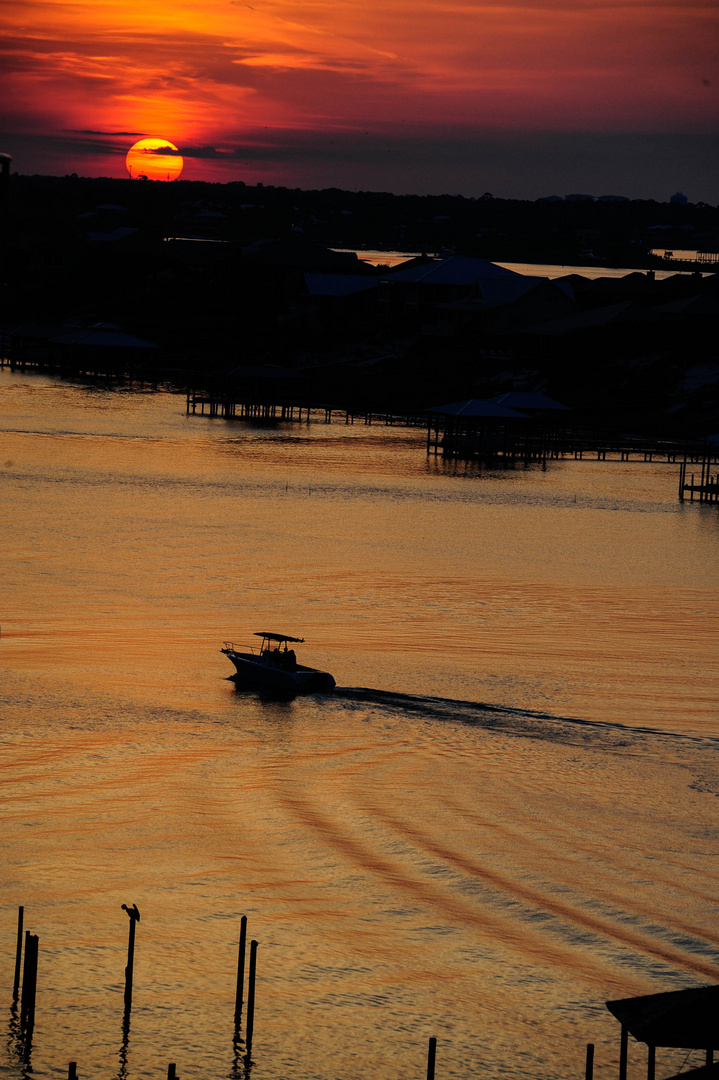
[121,904,140,922]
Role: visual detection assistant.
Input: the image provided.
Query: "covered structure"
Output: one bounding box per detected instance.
[425,397,536,461]
[606,985,718,1080]
[492,392,570,415]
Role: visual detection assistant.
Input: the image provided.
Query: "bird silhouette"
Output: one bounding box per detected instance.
[121,903,140,922]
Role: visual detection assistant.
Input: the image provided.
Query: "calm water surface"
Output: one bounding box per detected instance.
[1,371,718,1080]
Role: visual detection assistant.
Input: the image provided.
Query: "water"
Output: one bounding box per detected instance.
[334,250,705,279]
[1,371,718,1080]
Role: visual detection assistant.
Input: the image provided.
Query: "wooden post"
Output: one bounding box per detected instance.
[20,932,38,1034]
[122,904,140,1011]
[706,1051,714,1068]
[244,940,258,1060]
[234,915,247,1027]
[647,1045,655,1080]
[68,1062,78,1080]
[427,1037,437,1080]
[13,905,23,1000]
[619,1025,628,1080]
[125,916,136,1009]
[20,930,32,1028]
[586,1043,594,1080]
[167,1064,177,1080]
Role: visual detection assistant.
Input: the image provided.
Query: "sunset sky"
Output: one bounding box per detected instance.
[0,0,717,199]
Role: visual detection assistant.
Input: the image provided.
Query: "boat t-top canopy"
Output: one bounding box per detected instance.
[254,632,305,644]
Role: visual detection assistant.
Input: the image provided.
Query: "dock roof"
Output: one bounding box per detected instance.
[606,985,719,1049]
[304,273,379,297]
[493,392,570,412]
[426,398,528,418]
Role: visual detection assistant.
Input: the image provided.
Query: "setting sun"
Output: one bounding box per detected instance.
[126,137,183,181]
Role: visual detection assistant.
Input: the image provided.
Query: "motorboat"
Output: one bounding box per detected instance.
[222,632,336,695]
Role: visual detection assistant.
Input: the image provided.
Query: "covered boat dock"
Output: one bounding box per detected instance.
[606,984,718,1080]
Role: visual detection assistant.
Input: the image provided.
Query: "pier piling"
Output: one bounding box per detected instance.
[427,1037,437,1080]
[20,931,38,1035]
[234,915,247,1028]
[68,1062,78,1080]
[12,905,23,1000]
[121,903,140,1011]
[585,1043,594,1080]
[244,940,258,1062]
[619,1025,628,1080]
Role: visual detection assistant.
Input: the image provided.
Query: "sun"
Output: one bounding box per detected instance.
[126,138,183,181]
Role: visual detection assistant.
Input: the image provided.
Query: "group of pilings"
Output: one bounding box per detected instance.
[13,903,711,1080]
[234,914,259,1063]
[678,451,719,502]
[427,418,552,465]
[426,416,719,472]
[187,392,317,422]
[185,389,426,427]
[10,906,39,1058]
[7,904,445,1079]
[7,904,262,1078]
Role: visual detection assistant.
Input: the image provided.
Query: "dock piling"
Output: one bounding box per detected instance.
[234,915,247,1028]
[619,1025,628,1080]
[121,903,140,1011]
[13,905,23,1000]
[20,931,39,1035]
[244,940,258,1062]
[68,1062,78,1080]
[585,1043,594,1080]
[427,1037,437,1080]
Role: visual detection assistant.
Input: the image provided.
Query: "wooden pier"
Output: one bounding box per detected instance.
[678,452,719,503]
[186,390,319,422]
[426,412,718,469]
[185,388,426,427]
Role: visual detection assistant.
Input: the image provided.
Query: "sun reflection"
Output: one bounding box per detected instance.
[125,137,183,181]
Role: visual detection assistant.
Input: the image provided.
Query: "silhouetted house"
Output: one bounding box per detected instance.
[86,226,140,249]
[658,293,719,318]
[523,301,666,360]
[78,204,141,250]
[174,205,229,239]
[434,277,576,337]
[559,272,658,310]
[238,239,372,330]
[378,256,522,328]
[7,322,158,367]
[242,238,365,273]
[300,273,379,328]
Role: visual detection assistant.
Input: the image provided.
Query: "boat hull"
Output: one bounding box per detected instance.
[223,649,336,695]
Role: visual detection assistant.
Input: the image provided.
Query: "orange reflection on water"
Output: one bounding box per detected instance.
[1,371,718,1080]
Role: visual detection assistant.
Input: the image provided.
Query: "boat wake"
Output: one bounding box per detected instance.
[332,686,718,750]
